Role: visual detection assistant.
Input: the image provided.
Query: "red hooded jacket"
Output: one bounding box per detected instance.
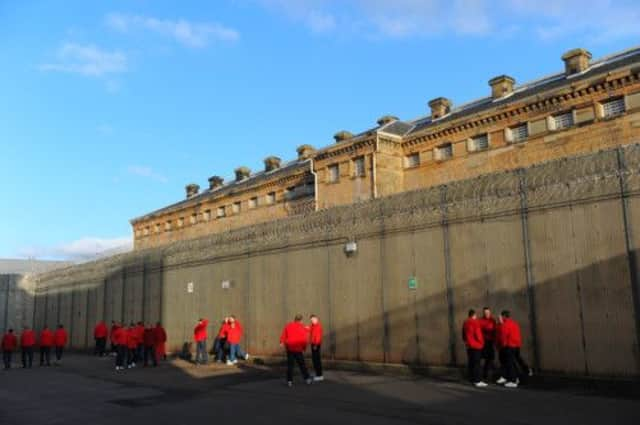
[134,325,145,345]
[478,317,496,342]
[126,328,138,349]
[54,328,68,347]
[226,321,243,344]
[280,321,309,353]
[110,325,118,343]
[39,329,54,347]
[153,326,167,345]
[21,330,36,348]
[217,322,230,339]
[501,318,522,348]
[2,333,17,351]
[112,326,127,346]
[194,319,209,342]
[310,322,323,346]
[94,322,108,339]
[462,318,484,350]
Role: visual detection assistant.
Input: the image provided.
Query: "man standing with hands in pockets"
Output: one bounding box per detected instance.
[309,315,324,382]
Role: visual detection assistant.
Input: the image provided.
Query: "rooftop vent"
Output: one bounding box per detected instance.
[488,75,516,99]
[334,131,354,143]
[377,115,399,126]
[208,176,224,190]
[185,183,200,199]
[296,144,316,160]
[264,156,282,172]
[234,166,251,182]
[562,48,592,76]
[428,97,452,120]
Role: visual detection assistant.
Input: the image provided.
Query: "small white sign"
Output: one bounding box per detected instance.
[221,280,231,289]
[187,282,194,293]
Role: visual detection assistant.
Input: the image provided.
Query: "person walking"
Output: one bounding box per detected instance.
[193,318,209,365]
[463,309,486,387]
[280,314,312,387]
[126,323,138,368]
[226,316,249,365]
[153,322,167,363]
[309,315,324,382]
[113,323,127,371]
[39,325,54,367]
[500,310,531,388]
[53,324,68,365]
[94,321,108,357]
[479,307,496,381]
[143,325,157,367]
[109,321,118,356]
[213,318,229,363]
[20,326,36,369]
[2,329,17,370]
[135,322,145,364]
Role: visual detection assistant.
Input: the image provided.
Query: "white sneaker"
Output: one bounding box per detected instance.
[496,377,507,384]
[226,360,233,366]
[504,382,519,388]
[474,381,488,388]
[313,376,324,382]
[528,368,534,377]
[244,354,250,361]
[232,360,238,365]
[287,381,293,387]
[305,378,313,385]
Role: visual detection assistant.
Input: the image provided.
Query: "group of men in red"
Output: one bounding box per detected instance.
[280,314,324,386]
[193,316,250,366]
[92,321,167,371]
[1,325,68,369]
[463,308,532,388]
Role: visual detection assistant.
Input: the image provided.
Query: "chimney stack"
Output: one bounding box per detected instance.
[296,144,316,160]
[208,175,224,190]
[488,75,516,99]
[428,97,452,120]
[561,48,592,76]
[185,183,200,199]
[377,115,399,126]
[235,166,251,182]
[264,156,282,172]
[334,130,354,143]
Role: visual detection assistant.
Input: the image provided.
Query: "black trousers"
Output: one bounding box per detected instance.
[514,348,530,374]
[95,337,106,356]
[3,351,12,369]
[144,346,157,367]
[55,346,64,361]
[481,341,495,380]
[311,345,323,377]
[497,347,507,378]
[286,351,310,382]
[503,347,518,383]
[127,348,137,365]
[22,347,34,368]
[466,348,482,383]
[40,346,51,365]
[115,345,126,367]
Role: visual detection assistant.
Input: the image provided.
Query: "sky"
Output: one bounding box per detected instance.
[1,0,639,261]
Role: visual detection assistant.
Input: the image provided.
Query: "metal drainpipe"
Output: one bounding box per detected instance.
[309,158,319,211]
[373,134,379,199]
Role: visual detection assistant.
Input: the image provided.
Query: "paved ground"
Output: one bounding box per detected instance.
[0,354,638,425]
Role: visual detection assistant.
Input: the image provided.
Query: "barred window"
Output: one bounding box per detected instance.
[249,197,258,209]
[202,210,211,221]
[602,98,625,118]
[165,221,172,231]
[510,124,529,143]
[217,206,226,218]
[468,134,489,152]
[233,201,241,213]
[177,217,184,227]
[328,164,339,183]
[354,156,365,177]
[190,214,197,224]
[552,112,574,130]
[154,223,160,233]
[144,226,150,236]
[434,143,453,161]
[405,153,420,168]
[266,192,276,205]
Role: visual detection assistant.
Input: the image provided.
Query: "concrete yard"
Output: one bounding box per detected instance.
[0,354,638,425]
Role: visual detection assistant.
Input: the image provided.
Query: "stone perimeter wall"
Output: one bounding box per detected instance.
[22,143,640,379]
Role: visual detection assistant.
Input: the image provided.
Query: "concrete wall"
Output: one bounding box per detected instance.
[0,274,35,333]
[25,144,640,379]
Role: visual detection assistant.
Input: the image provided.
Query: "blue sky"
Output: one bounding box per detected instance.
[1,0,639,261]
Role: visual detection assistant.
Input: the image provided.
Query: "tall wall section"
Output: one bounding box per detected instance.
[31,144,640,378]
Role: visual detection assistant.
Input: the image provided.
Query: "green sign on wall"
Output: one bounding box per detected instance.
[408,276,417,290]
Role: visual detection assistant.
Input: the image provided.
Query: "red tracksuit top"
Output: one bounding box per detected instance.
[54,329,68,347]
[280,322,309,353]
[226,322,243,344]
[153,326,167,344]
[110,325,118,343]
[126,328,138,349]
[143,328,155,347]
[501,318,522,348]
[478,317,496,342]
[94,322,108,338]
[21,330,36,348]
[217,322,230,339]
[462,318,484,350]
[113,327,127,346]
[194,320,209,342]
[2,333,17,351]
[39,329,54,347]
[310,323,323,346]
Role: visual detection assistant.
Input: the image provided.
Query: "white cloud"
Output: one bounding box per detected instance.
[19,237,132,262]
[106,13,240,47]
[258,0,640,41]
[40,43,127,77]
[127,165,168,183]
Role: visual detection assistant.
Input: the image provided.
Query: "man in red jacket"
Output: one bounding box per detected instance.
[193,318,209,365]
[153,322,167,363]
[20,326,36,369]
[213,318,229,363]
[500,310,531,388]
[135,322,145,364]
[112,323,127,371]
[2,329,17,369]
[94,321,108,357]
[39,325,54,367]
[143,324,157,367]
[126,323,138,368]
[479,307,496,381]
[53,324,68,365]
[109,321,118,356]
[226,316,249,365]
[280,314,312,387]
[462,309,486,387]
[309,314,324,382]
